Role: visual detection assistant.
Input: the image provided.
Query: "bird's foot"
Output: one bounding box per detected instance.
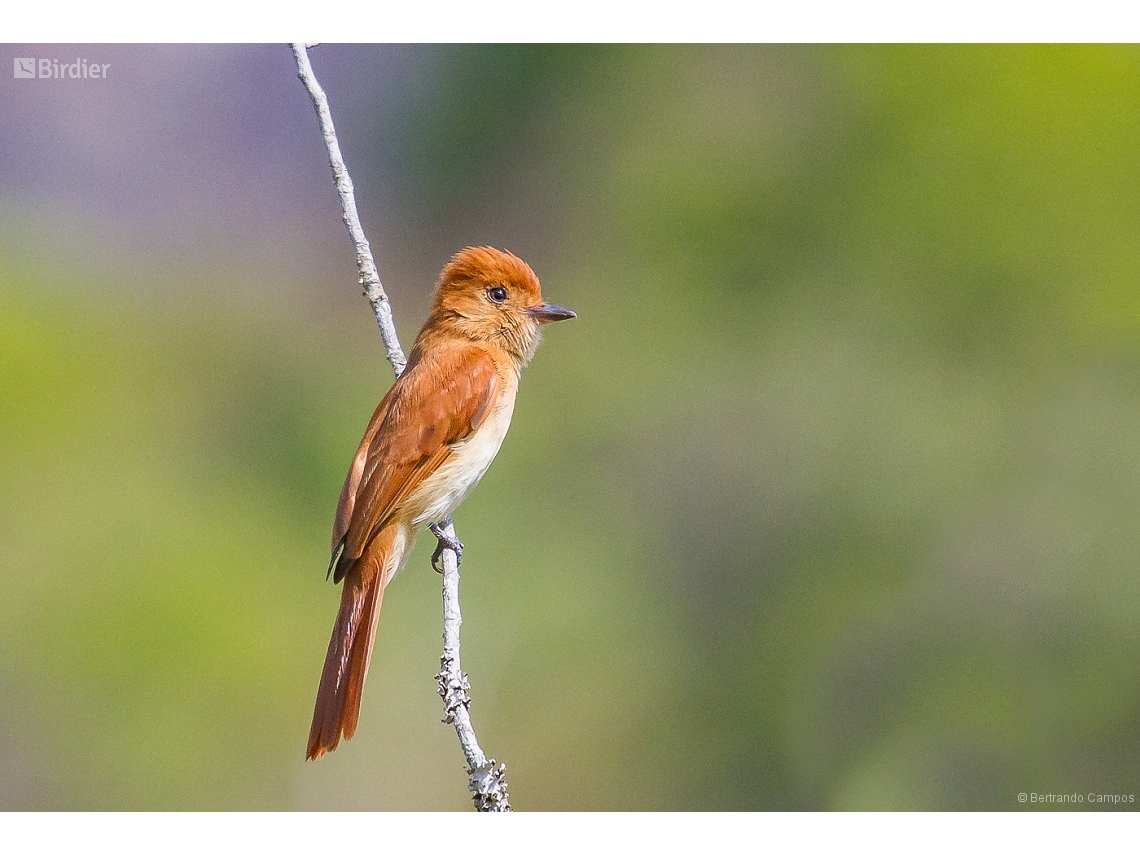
[430,523,464,573]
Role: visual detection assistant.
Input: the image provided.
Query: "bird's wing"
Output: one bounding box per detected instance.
[329,344,500,582]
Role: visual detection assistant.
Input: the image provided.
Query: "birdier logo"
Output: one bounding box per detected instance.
[13,57,110,79]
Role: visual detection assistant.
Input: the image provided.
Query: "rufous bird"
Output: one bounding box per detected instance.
[307,246,575,760]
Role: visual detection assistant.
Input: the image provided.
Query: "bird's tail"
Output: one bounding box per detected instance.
[306,528,395,760]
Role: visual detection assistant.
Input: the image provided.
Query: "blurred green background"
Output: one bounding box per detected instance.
[2,44,1140,810]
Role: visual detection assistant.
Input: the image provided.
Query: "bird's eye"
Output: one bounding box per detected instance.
[487,286,508,304]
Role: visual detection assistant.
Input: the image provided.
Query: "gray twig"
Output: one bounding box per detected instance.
[290,43,509,811]
[435,516,512,811]
[290,43,406,376]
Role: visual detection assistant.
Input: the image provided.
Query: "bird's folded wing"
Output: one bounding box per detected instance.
[330,344,500,580]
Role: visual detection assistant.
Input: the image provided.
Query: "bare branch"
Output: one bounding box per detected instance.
[290,43,406,376]
[436,517,512,811]
[290,43,510,811]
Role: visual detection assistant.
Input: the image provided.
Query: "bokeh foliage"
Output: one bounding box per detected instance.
[2,45,1140,809]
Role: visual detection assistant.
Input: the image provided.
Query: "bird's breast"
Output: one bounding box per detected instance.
[406,370,519,528]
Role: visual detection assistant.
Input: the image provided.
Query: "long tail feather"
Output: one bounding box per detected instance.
[306,530,394,760]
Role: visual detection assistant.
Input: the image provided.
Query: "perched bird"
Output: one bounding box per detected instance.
[307,246,575,760]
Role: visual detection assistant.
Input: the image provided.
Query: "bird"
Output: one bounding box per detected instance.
[306,246,575,760]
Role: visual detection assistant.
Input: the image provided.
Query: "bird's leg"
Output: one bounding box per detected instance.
[430,522,464,573]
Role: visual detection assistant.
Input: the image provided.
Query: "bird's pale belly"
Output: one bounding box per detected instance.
[405,372,518,529]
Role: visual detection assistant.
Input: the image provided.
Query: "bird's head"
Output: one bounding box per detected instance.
[425,246,575,365]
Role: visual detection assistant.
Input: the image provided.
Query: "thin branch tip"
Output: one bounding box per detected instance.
[290,42,406,378]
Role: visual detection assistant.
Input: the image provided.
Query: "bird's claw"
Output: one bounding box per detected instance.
[430,523,464,573]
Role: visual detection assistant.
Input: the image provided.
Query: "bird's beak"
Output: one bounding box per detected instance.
[527,303,577,323]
